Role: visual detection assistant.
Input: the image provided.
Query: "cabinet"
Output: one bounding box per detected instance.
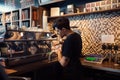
[38,0,65,31]
[4,9,20,30]
[11,9,20,30]
[21,6,38,28]
[2,6,38,31]
[5,11,12,29]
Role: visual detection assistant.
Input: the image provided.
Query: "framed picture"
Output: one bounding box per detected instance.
[67,4,74,13]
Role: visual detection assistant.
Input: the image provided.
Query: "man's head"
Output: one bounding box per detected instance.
[53,17,70,30]
[53,17,71,38]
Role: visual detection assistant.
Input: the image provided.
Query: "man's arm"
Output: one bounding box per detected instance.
[59,56,70,67]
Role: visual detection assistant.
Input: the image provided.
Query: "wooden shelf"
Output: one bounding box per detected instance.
[4,39,28,42]
[48,8,120,19]
[21,19,30,21]
[12,20,19,23]
[5,22,11,24]
[4,39,41,42]
[7,30,51,33]
[39,0,64,6]
[4,38,56,42]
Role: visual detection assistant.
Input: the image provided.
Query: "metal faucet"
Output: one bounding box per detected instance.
[48,51,57,61]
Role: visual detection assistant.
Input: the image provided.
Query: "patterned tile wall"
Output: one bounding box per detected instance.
[68,11,120,54]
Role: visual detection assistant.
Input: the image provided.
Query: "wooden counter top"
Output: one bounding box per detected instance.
[81,58,120,73]
[5,59,58,75]
[5,58,120,76]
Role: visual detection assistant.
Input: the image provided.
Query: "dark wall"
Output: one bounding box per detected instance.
[0,0,101,8]
[15,0,39,8]
[0,0,4,5]
[0,0,39,9]
[65,0,101,5]
[61,0,101,13]
[15,0,21,8]
[0,0,20,8]
[54,0,101,6]
[40,0,102,14]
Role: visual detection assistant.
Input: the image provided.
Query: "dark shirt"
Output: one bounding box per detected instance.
[61,32,82,80]
[62,32,82,66]
[53,32,82,80]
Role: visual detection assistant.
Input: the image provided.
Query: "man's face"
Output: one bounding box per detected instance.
[55,28,65,38]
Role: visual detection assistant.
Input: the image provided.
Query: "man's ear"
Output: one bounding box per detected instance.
[62,28,66,31]
[55,27,58,31]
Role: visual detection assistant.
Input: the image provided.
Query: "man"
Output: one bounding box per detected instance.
[53,17,83,80]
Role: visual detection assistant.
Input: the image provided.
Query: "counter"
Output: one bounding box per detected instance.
[5,58,120,79]
[81,58,120,73]
[5,59,57,76]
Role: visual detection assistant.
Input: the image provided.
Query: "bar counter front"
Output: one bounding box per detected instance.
[5,57,120,80]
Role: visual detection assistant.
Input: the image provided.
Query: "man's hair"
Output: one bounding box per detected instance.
[53,17,70,30]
